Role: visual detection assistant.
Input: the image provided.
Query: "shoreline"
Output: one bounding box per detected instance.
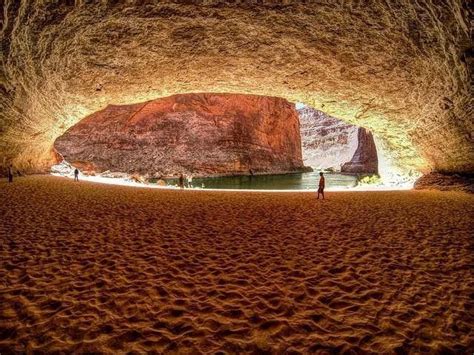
[49,173,415,192]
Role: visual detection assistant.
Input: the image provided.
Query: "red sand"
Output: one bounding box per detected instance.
[1,176,473,353]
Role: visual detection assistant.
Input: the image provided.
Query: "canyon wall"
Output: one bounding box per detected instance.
[54,94,305,177]
[298,106,359,171]
[298,106,378,174]
[341,128,379,175]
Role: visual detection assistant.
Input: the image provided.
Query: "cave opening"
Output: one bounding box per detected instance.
[51,93,412,191]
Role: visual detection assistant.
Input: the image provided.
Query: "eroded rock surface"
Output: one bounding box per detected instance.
[54,93,305,177]
[414,173,474,193]
[298,106,359,171]
[0,1,472,177]
[341,128,379,175]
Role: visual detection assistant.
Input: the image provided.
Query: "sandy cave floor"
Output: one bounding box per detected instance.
[0,176,473,353]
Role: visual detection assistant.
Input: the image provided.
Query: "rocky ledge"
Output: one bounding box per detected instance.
[414,173,474,193]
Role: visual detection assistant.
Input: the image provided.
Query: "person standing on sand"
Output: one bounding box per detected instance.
[179,173,184,189]
[187,174,193,188]
[317,172,325,200]
[74,168,79,182]
[8,164,13,183]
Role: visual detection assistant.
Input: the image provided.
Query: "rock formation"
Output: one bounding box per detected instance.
[54,93,305,177]
[298,106,359,171]
[341,128,379,175]
[298,105,379,174]
[414,173,474,193]
[0,1,472,182]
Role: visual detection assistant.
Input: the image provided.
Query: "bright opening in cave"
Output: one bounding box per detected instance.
[51,93,415,191]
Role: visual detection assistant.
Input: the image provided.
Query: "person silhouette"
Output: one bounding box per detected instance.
[317,172,325,200]
[7,164,13,183]
[178,173,184,189]
[74,168,79,182]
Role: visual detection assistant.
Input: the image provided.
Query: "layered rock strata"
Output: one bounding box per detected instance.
[54,93,305,177]
[298,106,379,174]
[414,173,474,193]
[298,106,359,171]
[341,128,379,175]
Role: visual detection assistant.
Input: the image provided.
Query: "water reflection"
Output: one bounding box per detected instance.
[163,172,358,190]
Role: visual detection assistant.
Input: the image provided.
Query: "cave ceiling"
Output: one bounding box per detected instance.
[1,1,472,174]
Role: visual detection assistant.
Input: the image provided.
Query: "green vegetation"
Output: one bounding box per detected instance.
[358,174,381,185]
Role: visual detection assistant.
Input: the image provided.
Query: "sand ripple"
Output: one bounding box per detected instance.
[1,176,473,353]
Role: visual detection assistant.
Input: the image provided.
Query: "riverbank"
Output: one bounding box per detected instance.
[52,171,413,191]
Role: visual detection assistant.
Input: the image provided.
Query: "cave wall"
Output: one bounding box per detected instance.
[1,1,472,176]
[54,93,305,177]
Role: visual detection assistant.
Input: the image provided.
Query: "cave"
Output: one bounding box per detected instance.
[1,2,473,353]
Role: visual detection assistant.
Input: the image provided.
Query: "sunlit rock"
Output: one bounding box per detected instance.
[341,128,378,175]
[49,160,74,177]
[298,105,378,174]
[54,93,305,177]
[298,105,359,171]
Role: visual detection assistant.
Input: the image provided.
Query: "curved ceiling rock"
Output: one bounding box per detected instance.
[1,1,472,175]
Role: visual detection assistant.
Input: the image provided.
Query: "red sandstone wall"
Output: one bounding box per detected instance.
[54,93,305,177]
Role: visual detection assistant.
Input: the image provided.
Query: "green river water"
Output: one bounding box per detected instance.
[162,172,358,190]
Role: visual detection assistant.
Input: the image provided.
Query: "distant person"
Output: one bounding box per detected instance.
[7,164,13,183]
[74,168,79,182]
[178,173,184,189]
[317,172,325,200]
[187,174,193,188]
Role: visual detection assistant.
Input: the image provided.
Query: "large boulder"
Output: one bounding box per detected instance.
[54,93,305,177]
